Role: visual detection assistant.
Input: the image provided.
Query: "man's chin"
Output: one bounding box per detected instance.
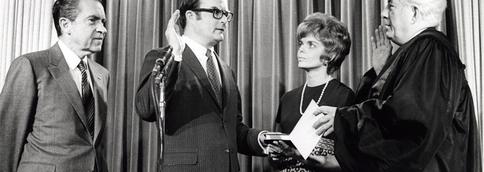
[91,43,104,51]
[385,31,395,40]
[82,47,103,53]
[215,35,224,42]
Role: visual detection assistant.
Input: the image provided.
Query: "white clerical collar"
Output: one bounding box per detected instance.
[182,35,215,61]
[58,40,88,70]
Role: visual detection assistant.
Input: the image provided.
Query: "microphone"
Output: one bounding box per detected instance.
[155,58,164,66]
[160,47,173,67]
[151,47,174,76]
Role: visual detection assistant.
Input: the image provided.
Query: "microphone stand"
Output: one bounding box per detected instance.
[151,47,173,170]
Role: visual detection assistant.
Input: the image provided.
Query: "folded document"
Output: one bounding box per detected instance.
[264,100,322,159]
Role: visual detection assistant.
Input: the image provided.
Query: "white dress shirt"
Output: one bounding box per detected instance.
[182,36,222,85]
[58,40,93,96]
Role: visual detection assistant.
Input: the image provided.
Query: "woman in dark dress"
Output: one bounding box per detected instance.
[267,12,355,172]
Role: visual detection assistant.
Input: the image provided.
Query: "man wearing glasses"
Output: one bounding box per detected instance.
[135,0,267,171]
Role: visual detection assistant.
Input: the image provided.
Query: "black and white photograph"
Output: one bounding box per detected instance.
[0,0,482,172]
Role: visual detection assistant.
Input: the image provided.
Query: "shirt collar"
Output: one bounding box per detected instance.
[58,40,88,70]
[182,35,215,60]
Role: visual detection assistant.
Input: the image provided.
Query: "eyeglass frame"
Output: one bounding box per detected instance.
[190,8,234,22]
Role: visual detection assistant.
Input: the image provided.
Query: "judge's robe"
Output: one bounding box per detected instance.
[334,28,481,172]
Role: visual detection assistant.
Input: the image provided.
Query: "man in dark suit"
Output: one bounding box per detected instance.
[135,0,267,171]
[0,0,108,171]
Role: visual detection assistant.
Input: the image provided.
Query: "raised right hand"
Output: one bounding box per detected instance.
[370,25,392,74]
[165,10,185,57]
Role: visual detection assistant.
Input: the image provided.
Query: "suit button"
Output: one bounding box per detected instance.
[225,149,230,153]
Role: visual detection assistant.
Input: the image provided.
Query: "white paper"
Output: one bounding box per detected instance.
[289,100,321,160]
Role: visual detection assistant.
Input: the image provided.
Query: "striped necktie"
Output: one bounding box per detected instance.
[78,61,95,138]
[205,49,222,105]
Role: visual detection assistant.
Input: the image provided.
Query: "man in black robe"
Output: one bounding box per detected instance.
[312,0,481,171]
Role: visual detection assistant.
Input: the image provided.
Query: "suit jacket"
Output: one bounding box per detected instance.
[135,46,264,172]
[0,44,109,172]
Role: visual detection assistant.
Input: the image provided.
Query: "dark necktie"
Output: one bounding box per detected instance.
[205,49,222,105]
[78,61,95,138]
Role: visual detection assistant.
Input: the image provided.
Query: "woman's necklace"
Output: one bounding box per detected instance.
[299,78,333,115]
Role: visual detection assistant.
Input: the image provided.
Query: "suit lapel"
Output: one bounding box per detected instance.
[87,59,106,143]
[183,47,223,110]
[47,44,90,136]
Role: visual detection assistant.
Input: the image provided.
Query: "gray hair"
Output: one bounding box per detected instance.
[402,0,447,26]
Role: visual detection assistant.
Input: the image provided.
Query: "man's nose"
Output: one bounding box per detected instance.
[97,23,107,35]
[381,7,389,19]
[220,15,228,23]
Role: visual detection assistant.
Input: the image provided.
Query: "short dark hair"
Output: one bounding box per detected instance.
[297,12,351,74]
[52,0,102,36]
[52,0,80,36]
[177,0,200,29]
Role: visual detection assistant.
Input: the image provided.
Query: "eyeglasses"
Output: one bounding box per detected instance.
[190,8,234,22]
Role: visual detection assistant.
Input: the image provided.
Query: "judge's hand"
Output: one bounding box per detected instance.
[165,10,185,57]
[313,106,337,136]
[267,141,301,160]
[371,25,392,74]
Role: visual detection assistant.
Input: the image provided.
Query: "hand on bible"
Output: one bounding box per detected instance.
[313,106,337,136]
[267,141,301,160]
[165,10,185,58]
[371,25,392,74]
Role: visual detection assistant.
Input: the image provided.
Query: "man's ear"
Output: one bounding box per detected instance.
[411,5,419,24]
[59,17,72,35]
[186,10,195,20]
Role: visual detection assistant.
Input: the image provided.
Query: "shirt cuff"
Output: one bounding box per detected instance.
[257,130,269,155]
[173,54,182,62]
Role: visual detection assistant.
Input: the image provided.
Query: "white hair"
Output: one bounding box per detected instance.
[402,0,447,26]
